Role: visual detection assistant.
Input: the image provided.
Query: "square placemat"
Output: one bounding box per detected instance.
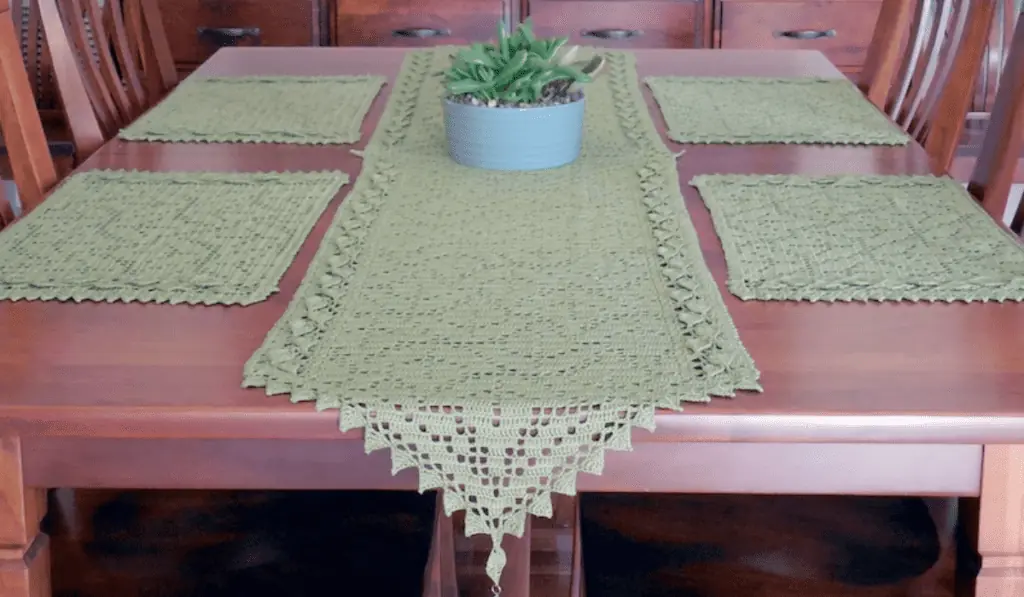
[691,174,1024,302]
[0,170,348,305]
[120,76,386,144]
[646,77,909,145]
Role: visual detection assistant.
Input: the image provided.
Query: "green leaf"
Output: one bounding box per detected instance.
[530,38,549,59]
[492,48,530,88]
[526,53,549,70]
[445,66,471,81]
[506,73,534,97]
[451,56,469,72]
[459,43,496,68]
[498,87,519,102]
[447,79,489,95]
[551,65,589,83]
[518,18,535,45]
[497,20,510,61]
[547,37,568,59]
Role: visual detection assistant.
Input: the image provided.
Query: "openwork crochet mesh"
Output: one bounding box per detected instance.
[0,170,347,305]
[692,174,1024,302]
[120,76,386,144]
[244,49,761,586]
[646,76,910,145]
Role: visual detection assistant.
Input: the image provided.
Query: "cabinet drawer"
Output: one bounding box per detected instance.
[160,0,315,65]
[719,1,881,66]
[528,0,700,48]
[334,0,503,46]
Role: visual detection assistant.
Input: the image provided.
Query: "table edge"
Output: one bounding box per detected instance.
[4,407,1024,443]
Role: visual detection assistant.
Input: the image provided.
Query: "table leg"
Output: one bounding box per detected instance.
[569,497,584,597]
[0,437,50,597]
[976,444,1024,596]
[500,517,532,597]
[424,494,459,597]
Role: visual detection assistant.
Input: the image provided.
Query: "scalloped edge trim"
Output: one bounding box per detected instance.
[119,76,387,145]
[243,50,434,396]
[607,52,763,399]
[244,48,762,405]
[691,173,1024,303]
[0,169,348,306]
[644,76,911,146]
[241,50,763,585]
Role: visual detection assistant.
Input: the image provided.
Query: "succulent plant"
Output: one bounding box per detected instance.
[443,19,604,106]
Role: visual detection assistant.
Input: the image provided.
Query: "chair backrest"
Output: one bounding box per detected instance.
[967,12,1024,235]
[34,0,175,151]
[122,0,176,101]
[10,0,59,115]
[860,0,998,172]
[31,0,104,159]
[40,0,141,137]
[0,0,57,224]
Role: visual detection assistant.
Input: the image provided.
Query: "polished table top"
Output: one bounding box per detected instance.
[1,48,1022,444]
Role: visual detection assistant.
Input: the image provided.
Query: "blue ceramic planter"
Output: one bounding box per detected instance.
[443,98,585,171]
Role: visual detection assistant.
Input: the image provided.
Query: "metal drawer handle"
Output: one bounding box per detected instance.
[197,26,262,47]
[582,28,642,40]
[392,27,451,38]
[774,29,837,40]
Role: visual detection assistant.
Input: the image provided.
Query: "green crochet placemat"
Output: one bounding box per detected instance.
[691,174,1024,302]
[0,170,347,305]
[119,76,386,144]
[645,77,909,145]
[244,48,761,586]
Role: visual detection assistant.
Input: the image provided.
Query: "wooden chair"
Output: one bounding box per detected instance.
[29,0,175,159]
[967,10,1024,234]
[573,24,1023,597]
[0,0,58,227]
[859,0,999,173]
[21,0,104,160]
[120,0,177,103]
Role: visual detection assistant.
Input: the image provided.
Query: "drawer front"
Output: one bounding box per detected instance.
[334,0,503,46]
[160,0,314,65]
[719,1,881,66]
[528,0,700,48]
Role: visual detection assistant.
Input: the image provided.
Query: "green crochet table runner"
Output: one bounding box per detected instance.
[244,48,761,586]
[0,170,347,305]
[645,77,909,145]
[119,76,386,144]
[691,174,1024,302]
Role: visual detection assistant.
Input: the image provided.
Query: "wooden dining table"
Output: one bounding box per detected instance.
[1,45,1023,597]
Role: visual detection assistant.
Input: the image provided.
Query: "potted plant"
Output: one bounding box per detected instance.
[442,20,605,171]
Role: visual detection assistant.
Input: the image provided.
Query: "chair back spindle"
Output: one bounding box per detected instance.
[967,12,1024,234]
[35,0,175,151]
[0,0,57,223]
[861,0,998,172]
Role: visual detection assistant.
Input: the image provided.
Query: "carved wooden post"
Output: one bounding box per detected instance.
[423,493,459,597]
[976,445,1024,596]
[0,436,49,597]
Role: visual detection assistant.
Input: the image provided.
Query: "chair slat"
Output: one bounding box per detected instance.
[862,0,998,172]
[0,0,57,222]
[968,12,1024,233]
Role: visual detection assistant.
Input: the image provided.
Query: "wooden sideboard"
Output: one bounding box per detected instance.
[158,0,1021,115]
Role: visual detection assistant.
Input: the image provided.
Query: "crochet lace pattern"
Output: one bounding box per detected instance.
[691,174,1024,302]
[119,76,386,144]
[0,170,347,305]
[244,48,761,586]
[645,77,910,145]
